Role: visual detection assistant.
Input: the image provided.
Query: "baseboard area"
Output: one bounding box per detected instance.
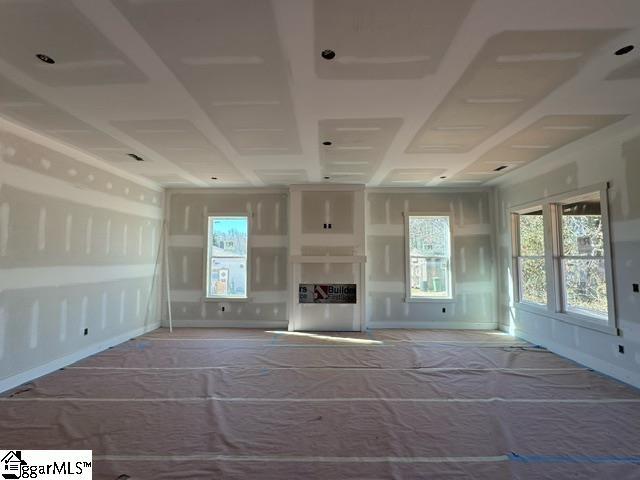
[368,321,498,330]
[0,322,160,394]
[514,328,640,389]
[165,320,289,329]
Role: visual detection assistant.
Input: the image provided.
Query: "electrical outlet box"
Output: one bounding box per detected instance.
[83,328,88,336]
[633,283,639,293]
[618,345,625,354]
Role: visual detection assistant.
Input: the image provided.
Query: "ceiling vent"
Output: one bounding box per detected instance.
[615,45,634,56]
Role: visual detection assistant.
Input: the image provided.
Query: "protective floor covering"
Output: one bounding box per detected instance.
[1,328,640,479]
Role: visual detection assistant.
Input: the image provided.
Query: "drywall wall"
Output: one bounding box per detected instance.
[0,120,164,392]
[366,190,496,329]
[495,128,640,387]
[166,190,288,328]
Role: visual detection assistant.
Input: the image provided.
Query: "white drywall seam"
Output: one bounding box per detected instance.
[0,264,158,291]
[2,162,162,219]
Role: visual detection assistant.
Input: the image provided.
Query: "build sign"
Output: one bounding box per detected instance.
[299,284,357,304]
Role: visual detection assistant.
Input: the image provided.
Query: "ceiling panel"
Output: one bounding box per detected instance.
[111,119,247,185]
[606,58,640,80]
[450,114,627,183]
[382,168,446,186]
[113,0,302,156]
[0,0,147,86]
[319,118,402,183]
[255,169,309,186]
[315,0,474,79]
[406,29,624,154]
[0,75,133,163]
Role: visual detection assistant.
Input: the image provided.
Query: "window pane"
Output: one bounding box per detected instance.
[207,216,248,298]
[518,209,544,256]
[209,257,247,297]
[562,258,607,318]
[561,193,603,256]
[518,258,547,305]
[210,217,247,256]
[410,257,450,298]
[409,216,450,257]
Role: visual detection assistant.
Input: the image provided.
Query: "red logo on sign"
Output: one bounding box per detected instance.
[314,285,329,300]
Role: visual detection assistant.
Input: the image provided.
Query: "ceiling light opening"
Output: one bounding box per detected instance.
[323,176,331,180]
[127,153,144,162]
[36,53,55,64]
[494,165,508,172]
[615,45,634,56]
[322,141,333,146]
[211,177,218,180]
[440,176,447,179]
[321,49,336,60]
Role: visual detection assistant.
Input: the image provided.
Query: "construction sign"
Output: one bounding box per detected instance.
[299,284,357,304]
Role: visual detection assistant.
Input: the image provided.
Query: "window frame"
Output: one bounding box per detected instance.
[510,183,617,335]
[404,212,455,303]
[511,204,548,308]
[203,213,251,302]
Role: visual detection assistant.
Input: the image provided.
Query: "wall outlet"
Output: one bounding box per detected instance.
[221,306,225,312]
[83,328,89,336]
[633,283,639,293]
[442,307,446,314]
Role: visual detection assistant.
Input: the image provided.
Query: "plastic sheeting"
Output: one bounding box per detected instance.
[1,329,639,479]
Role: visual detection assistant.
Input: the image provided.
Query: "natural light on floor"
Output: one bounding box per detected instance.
[266,331,383,345]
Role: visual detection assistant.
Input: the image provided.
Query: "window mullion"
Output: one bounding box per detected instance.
[547,203,562,314]
[542,204,558,312]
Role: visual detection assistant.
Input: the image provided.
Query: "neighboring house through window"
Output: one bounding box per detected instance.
[405,214,453,301]
[205,215,249,300]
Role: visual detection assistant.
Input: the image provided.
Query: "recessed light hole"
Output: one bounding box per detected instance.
[35,53,55,64]
[494,165,508,172]
[127,153,144,162]
[322,141,332,146]
[211,176,218,180]
[321,49,336,60]
[323,176,331,180]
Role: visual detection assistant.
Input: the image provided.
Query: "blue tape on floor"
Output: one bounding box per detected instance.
[508,452,640,464]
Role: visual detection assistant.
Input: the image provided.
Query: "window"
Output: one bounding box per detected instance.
[557,191,609,320]
[205,216,248,300]
[513,207,547,305]
[405,215,453,300]
[510,184,615,333]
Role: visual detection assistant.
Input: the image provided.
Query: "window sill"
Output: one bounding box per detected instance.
[204,296,251,303]
[515,303,618,336]
[405,297,456,303]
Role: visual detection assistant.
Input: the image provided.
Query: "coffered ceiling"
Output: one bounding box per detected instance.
[0,0,639,188]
